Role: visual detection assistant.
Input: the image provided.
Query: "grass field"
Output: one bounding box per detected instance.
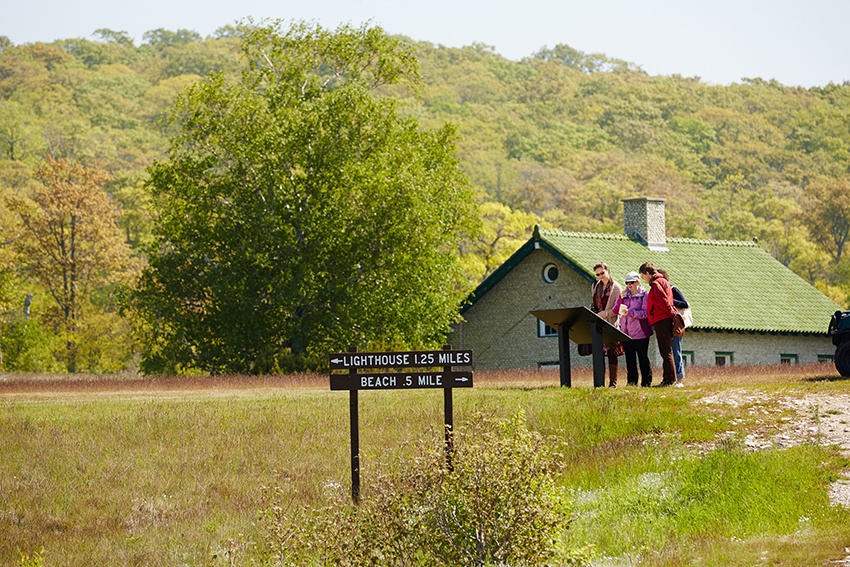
[2,364,850,566]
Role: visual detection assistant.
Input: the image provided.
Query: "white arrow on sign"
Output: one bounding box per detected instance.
[331,358,344,364]
[455,376,469,382]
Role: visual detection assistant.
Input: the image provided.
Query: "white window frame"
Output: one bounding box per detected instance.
[538,319,558,338]
[542,263,559,284]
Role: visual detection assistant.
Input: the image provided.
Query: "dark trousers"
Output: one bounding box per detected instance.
[605,347,619,368]
[623,336,653,386]
[653,318,676,385]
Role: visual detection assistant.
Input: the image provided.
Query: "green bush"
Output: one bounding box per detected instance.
[0,317,60,372]
[259,412,585,566]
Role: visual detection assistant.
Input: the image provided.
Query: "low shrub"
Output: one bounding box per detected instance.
[259,412,586,566]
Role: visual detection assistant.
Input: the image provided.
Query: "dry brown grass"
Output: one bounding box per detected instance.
[0,372,327,396]
[0,362,841,396]
[461,361,842,390]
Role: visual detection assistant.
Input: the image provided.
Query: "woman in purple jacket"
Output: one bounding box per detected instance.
[613,272,654,387]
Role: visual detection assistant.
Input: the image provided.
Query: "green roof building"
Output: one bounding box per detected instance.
[454,198,842,370]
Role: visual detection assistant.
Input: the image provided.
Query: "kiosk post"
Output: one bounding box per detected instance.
[558,324,570,387]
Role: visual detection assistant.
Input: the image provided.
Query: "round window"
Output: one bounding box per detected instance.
[542,263,559,284]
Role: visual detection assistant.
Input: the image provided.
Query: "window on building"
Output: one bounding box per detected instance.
[818,354,834,363]
[542,263,559,284]
[681,350,695,367]
[538,319,557,337]
[780,353,798,365]
[715,351,733,366]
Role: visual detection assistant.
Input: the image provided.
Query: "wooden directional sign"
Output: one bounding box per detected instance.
[330,371,473,391]
[328,349,474,391]
[530,307,630,345]
[329,350,472,370]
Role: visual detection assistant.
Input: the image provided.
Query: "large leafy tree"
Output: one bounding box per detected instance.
[132,21,479,374]
[459,201,541,282]
[6,157,136,371]
[802,176,850,263]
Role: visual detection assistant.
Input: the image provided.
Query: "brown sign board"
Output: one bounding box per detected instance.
[330,371,473,391]
[329,349,473,370]
[530,306,631,344]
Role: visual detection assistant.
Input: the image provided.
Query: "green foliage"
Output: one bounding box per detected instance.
[404,412,572,566]
[533,43,638,74]
[6,158,137,372]
[260,412,578,566]
[72,307,136,373]
[0,316,61,372]
[93,29,135,47]
[460,201,543,281]
[0,100,40,161]
[141,28,202,49]
[802,176,850,262]
[17,548,44,567]
[132,21,479,374]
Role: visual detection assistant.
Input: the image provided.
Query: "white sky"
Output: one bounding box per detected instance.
[5,0,850,87]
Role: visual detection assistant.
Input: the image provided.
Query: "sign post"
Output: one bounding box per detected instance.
[442,347,454,470]
[329,346,473,503]
[557,322,570,387]
[345,347,360,503]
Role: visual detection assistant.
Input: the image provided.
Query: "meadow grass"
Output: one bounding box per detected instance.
[1,364,849,565]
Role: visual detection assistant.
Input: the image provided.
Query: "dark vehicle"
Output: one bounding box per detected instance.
[829,310,850,377]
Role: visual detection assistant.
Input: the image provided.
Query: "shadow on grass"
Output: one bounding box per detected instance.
[803,374,850,383]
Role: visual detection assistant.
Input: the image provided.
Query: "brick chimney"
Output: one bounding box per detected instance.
[623,197,668,252]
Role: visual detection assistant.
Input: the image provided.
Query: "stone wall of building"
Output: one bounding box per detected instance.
[532,329,833,370]
[453,248,590,369]
[672,330,833,367]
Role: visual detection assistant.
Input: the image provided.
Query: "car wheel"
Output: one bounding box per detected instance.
[836,340,850,378]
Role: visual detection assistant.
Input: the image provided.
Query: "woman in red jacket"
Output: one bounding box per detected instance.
[639,262,677,386]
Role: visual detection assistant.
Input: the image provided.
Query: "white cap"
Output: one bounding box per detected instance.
[624,271,640,283]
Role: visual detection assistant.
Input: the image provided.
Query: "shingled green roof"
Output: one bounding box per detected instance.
[465,226,842,335]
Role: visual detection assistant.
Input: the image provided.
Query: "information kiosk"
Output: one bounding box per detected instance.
[531,306,631,388]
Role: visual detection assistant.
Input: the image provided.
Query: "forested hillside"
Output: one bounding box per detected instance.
[1,25,848,372]
[406,43,850,290]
